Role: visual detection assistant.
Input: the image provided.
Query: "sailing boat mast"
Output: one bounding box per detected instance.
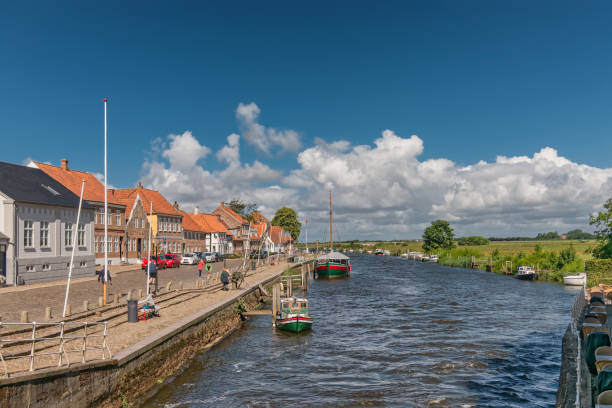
[329,190,333,251]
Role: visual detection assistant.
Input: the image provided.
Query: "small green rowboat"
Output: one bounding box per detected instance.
[276,297,313,333]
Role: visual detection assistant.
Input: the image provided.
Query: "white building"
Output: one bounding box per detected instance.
[0,162,95,285]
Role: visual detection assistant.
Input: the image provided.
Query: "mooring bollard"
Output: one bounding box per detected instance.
[45,306,52,321]
[114,293,120,303]
[167,281,172,291]
[66,304,71,316]
[127,289,132,301]
[98,296,104,307]
[138,289,143,299]
[83,300,89,312]
[127,299,138,323]
[179,281,183,291]
[21,311,28,323]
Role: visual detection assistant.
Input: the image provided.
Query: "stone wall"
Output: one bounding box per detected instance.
[0,277,274,408]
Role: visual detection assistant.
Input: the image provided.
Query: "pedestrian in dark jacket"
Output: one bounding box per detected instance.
[220,268,230,291]
[97,268,112,284]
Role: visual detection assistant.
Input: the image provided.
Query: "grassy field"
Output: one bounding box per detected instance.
[306,239,596,259]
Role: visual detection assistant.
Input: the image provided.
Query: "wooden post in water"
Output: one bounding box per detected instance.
[301,268,306,292]
[288,277,292,297]
[272,284,278,327]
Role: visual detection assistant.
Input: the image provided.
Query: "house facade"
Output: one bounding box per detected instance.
[114,190,152,263]
[270,225,293,254]
[32,160,127,265]
[191,209,232,254]
[0,162,95,285]
[212,202,254,253]
[116,184,183,256]
[178,210,206,254]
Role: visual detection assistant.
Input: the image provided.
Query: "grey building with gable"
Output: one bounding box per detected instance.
[0,161,96,285]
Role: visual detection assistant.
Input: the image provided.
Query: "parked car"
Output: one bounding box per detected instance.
[181,253,198,265]
[202,252,215,262]
[215,252,224,261]
[164,254,180,268]
[250,250,269,259]
[141,255,166,270]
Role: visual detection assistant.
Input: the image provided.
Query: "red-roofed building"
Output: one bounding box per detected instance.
[190,207,232,254]
[270,225,293,254]
[115,183,183,255]
[32,159,127,264]
[112,189,152,263]
[178,210,206,254]
[212,202,257,253]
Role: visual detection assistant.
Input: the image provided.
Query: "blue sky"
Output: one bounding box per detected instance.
[1,1,612,239]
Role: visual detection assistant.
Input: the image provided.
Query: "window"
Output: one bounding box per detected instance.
[98,208,104,224]
[80,261,87,267]
[24,220,33,248]
[78,224,86,247]
[94,236,99,253]
[134,218,139,229]
[26,265,34,272]
[64,223,73,247]
[116,210,121,226]
[42,264,50,271]
[107,211,112,226]
[40,221,49,247]
[114,236,119,252]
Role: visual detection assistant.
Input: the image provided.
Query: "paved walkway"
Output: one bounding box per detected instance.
[0,259,249,322]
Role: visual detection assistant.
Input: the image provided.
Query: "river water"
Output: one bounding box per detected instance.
[144,254,580,408]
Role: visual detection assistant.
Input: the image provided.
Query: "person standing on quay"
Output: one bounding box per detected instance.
[220,267,230,291]
[198,258,204,278]
[205,262,213,275]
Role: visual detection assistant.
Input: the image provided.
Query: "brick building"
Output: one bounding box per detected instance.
[191,208,232,254]
[212,202,255,253]
[113,190,152,263]
[178,210,206,254]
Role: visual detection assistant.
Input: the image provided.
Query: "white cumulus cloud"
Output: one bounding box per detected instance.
[236,102,302,154]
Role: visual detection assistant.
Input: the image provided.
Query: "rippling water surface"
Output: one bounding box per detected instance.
[144,254,580,408]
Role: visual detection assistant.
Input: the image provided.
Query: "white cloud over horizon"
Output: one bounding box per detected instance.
[236,102,302,154]
[139,106,612,241]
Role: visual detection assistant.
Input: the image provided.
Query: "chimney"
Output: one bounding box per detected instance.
[220,201,224,207]
[173,201,179,210]
[137,181,142,188]
[194,205,199,215]
[60,158,69,171]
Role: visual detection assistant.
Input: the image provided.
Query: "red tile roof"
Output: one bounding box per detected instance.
[179,211,205,232]
[217,204,248,224]
[114,186,181,216]
[191,213,230,234]
[253,223,267,239]
[34,161,124,206]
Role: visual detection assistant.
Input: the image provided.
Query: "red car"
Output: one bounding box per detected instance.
[163,254,180,268]
[141,255,166,270]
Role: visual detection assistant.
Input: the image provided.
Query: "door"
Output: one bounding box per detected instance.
[0,250,5,279]
[137,238,142,259]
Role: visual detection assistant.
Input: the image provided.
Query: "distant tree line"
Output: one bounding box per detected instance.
[487,229,595,241]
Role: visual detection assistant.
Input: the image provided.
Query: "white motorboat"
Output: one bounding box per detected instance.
[563,272,587,286]
[516,266,537,281]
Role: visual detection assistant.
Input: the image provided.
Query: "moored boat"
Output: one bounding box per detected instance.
[375,249,384,256]
[276,297,313,333]
[516,266,537,281]
[315,251,350,278]
[563,272,587,286]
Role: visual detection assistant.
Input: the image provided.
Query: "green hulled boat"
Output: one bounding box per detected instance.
[315,252,350,278]
[276,297,313,333]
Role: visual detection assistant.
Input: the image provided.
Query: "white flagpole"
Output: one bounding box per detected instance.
[147,201,152,295]
[103,98,108,305]
[62,180,85,318]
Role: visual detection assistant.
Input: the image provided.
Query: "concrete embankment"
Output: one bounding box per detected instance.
[0,262,303,408]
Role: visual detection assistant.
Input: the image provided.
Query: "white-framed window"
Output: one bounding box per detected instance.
[114,236,119,252]
[134,218,139,229]
[116,210,121,226]
[78,224,86,247]
[94,236,99,253]
[98,208,104,224]
[24,220,33,248]
[42,264,50,271]
[40,221,49,247]
[107,211,112,226]
[26,265,34,272]
[107,237,112,252]
[64,223,73,247]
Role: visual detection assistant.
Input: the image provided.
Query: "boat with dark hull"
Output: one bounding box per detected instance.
[516,266,537,281]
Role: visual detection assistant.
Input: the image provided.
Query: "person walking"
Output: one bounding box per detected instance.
[205,262,213,275]
[198,258,204,278]
[147,261,158,295]
[97,268,112,285]
[220,267,230,291]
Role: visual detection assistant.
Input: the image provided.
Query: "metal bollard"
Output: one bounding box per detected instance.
[127,289,133,300]
[98,296,104,307]
[21,311,28,323]
[83,300,89,312]
[45,306,52,321]
[127,300,138,323]
[65,304,71,316]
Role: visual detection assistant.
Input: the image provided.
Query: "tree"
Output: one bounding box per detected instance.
[536,231,561,240]
[457,236,490,246]
[590,198,612,259]
[271,207,302,241]
[422,220,455,252]
[226,199,257,221]
[564,229,595,240]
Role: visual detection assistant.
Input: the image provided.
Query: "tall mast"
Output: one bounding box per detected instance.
[329,190,333,251]
[103,98,108,305]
